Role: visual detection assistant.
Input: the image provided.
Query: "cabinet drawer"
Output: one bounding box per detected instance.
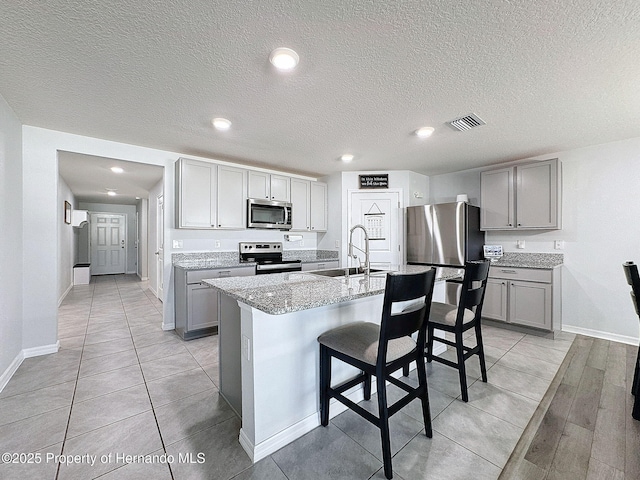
[186,266,254,284]
[489,267,552,283]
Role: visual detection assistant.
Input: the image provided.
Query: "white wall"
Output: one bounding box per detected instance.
[429,137,640,343]
[78,202,138,274]
[0,93,23,385]
[58,176,76,303]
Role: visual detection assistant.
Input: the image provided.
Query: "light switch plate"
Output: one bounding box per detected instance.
[172,240,183,249]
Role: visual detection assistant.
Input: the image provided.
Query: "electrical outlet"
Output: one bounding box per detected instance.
[300,240,304,247]
[334,240,340,248]
[517,240,525,249]
[214,240,221,248]
[554,240,564,250]
[172,240,183,249]
[242,335,251,362]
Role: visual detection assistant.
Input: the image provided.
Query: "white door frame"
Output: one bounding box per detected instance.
[156,194,164,301]
[346,188,404,269]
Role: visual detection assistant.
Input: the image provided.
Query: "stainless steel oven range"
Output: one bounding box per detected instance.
[239,242,302,274]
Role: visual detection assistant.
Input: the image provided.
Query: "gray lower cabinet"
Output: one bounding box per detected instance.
[482,266,560,331]
[174,265,254,340]
[301,260,339,271]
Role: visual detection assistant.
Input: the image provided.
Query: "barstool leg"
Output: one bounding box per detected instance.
[475,323,488,382]
[363,372,372,400]
[319,345,331,426]
[456,330,469,402]
[426,324,434,363]
[415,353,432,438]
[632,348,639,397]
[376,375,393,479]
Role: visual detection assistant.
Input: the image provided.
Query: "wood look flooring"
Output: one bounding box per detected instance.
[500,335,640,479]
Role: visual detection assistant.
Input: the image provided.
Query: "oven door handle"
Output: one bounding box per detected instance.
[256,262,301,272]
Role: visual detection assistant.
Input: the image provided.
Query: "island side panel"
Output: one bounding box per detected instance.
[218,292,242,417]
[240,295,384,459]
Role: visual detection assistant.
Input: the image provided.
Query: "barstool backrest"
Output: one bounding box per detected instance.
[457,260,491,324]
[377,269,436,364]
[623,261,640,317]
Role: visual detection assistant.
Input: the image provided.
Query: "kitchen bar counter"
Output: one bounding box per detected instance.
[204,265,453,463]
[203,265,462,315]
[172,249,339,270]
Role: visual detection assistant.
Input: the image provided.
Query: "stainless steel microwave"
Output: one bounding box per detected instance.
[247,198,292,230]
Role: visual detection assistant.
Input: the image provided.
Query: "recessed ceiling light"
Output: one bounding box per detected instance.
[110,166,124,173]
[269,47,299,71]
[415,127,435,138]
[107,191,117,197]
[212,117,232,131]
[341,154,354,163]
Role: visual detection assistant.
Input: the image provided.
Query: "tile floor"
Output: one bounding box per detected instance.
[0,274,576,480]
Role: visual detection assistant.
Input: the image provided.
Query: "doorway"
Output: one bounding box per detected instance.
[348,189,403,269]
[90,213,127,275]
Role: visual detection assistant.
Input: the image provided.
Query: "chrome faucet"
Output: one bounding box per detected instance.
[348,224,370,276]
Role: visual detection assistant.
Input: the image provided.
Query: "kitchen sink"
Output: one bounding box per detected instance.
[309,267,386,277]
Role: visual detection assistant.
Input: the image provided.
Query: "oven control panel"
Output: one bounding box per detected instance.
[239,242,282,254]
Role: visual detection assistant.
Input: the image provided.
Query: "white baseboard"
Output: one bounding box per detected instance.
[23,341,60,358]
[0,351,25,394]
[0,341,60,394]
[562,325,639,346]
[58,283,73,307]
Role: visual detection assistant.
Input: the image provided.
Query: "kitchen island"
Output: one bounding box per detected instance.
[203,266,462,462]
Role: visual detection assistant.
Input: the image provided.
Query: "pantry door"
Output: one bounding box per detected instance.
[90,213,126,275]
[348,190,403,270]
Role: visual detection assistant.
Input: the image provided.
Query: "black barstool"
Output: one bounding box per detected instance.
[424,260,490,402]
[622,261,640,421]
[317,269,436,479]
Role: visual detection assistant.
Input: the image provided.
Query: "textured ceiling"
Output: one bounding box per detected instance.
[2,0,640,180]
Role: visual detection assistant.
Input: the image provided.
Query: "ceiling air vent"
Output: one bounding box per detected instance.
[447,113,486,131]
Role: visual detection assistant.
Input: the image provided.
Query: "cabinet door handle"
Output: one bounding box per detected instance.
[500,269,517,273]
[218,270,231,277]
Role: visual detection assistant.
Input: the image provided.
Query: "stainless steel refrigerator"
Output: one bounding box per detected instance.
[406,202,485,267]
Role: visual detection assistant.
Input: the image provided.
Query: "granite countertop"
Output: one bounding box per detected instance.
[173,250,339,270]
[203,265,462,315]
[489,252,563,269]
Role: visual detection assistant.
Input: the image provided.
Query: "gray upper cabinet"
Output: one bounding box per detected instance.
[217,165,247,229]
[480,158,561,230]
[290,178,310,231]
[290,179,327,232]
[248,171,291,202]
[310,182,328,231]
[176,158,217,229]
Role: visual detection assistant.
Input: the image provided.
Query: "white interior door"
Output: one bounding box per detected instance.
[348,190,402,270]
[156,194,164,301]
[90,213,126,275]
